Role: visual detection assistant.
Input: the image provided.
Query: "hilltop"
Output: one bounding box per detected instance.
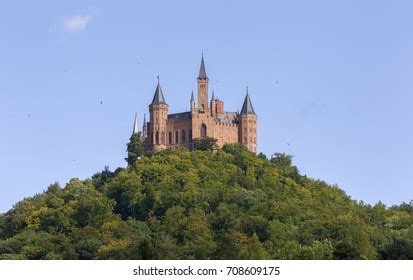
[0,145,412,260]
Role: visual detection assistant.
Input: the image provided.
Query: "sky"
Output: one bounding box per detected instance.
[0,0,412,213]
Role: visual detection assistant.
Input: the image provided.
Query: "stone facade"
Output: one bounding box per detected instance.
[136,56,258,153]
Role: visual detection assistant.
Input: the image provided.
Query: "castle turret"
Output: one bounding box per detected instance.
[132,113,139,135]
[210,90,216,117]
[190,91,195,111]
[239,88,257,153]
[197,54,209,112]
[149,78,168,151]
[142,114,148,139]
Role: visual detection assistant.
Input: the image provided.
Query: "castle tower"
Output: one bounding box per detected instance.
[142,114,148,139]
[132,113,139,135]
[149,78,168,151]
[210,90,216,117]
[190,91,195,111]
[197,54,209,112]
[239,88,257,153]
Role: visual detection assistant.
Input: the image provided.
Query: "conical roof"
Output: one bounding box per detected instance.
[198,54,208,79]
[241,88,256,115]
[151,78,167,105]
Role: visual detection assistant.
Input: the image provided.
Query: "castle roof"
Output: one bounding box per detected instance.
[198,54,208,80]
[241,89,256,115]
[151,78,167,105]
[168,111,192,120]
[216,112,239,125]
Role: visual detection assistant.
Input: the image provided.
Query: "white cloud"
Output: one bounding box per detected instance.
[63,15,92,32]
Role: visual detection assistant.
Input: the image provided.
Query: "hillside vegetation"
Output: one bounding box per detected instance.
[1,145,412,260]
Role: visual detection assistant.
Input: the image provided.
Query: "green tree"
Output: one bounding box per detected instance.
[192,137,218,151]
[126,132,145,166]
[241,233,270,260]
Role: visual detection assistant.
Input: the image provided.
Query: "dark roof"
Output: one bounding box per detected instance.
[216,112,239,124]
[241,91,256,115]
[151,80,167,105]
[168,112,192,120]
[198,55,208,79]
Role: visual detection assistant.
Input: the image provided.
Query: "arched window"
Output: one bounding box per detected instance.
[200,124,207,138]
[156,132,160,145]
[169,132,172,144]
[175,131,179,144]
[182,130,186,143]
[189,129,192,141]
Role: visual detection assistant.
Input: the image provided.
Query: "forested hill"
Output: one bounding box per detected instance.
[1,145,412,260]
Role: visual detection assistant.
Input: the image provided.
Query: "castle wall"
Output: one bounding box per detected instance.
[214,122,239,148]
[165,117,193,149]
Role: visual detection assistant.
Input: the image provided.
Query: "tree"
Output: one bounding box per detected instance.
[241,233,270,260]
[192,137,218,151]
[126,132,145,166]
[1,148,413,260]
[270,153,300,180]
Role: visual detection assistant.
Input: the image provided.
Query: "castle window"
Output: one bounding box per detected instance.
[250,137,252,144]
[243,137,247,144]
[156,132,160,145]
[182,130,186,143]
[169,132,172,144]
[200,124,207,138]
[189,129,192,141]
[175,131,179,144]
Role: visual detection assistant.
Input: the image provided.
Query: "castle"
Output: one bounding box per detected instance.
[132,55,258,153]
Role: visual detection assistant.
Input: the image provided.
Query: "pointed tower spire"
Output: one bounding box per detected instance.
[241,87,256,115]
[151,76,167,105]
[211,89,215,100]
[190,90,195,102]
[198,54,208,80]
[132,113,139,135]
[142,114,148,138]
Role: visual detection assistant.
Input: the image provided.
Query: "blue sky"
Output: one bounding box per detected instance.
[0,0,412,213]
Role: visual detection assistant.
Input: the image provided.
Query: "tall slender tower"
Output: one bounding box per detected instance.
[197,54,209,112]
[239,88,257,153]
[132,113,139,135]
[142,114,148,139]
[149,78,168,151]
[190,91,195,111]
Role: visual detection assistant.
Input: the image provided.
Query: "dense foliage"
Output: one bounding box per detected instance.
[1,145,412,260]
[125,132,145,166]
